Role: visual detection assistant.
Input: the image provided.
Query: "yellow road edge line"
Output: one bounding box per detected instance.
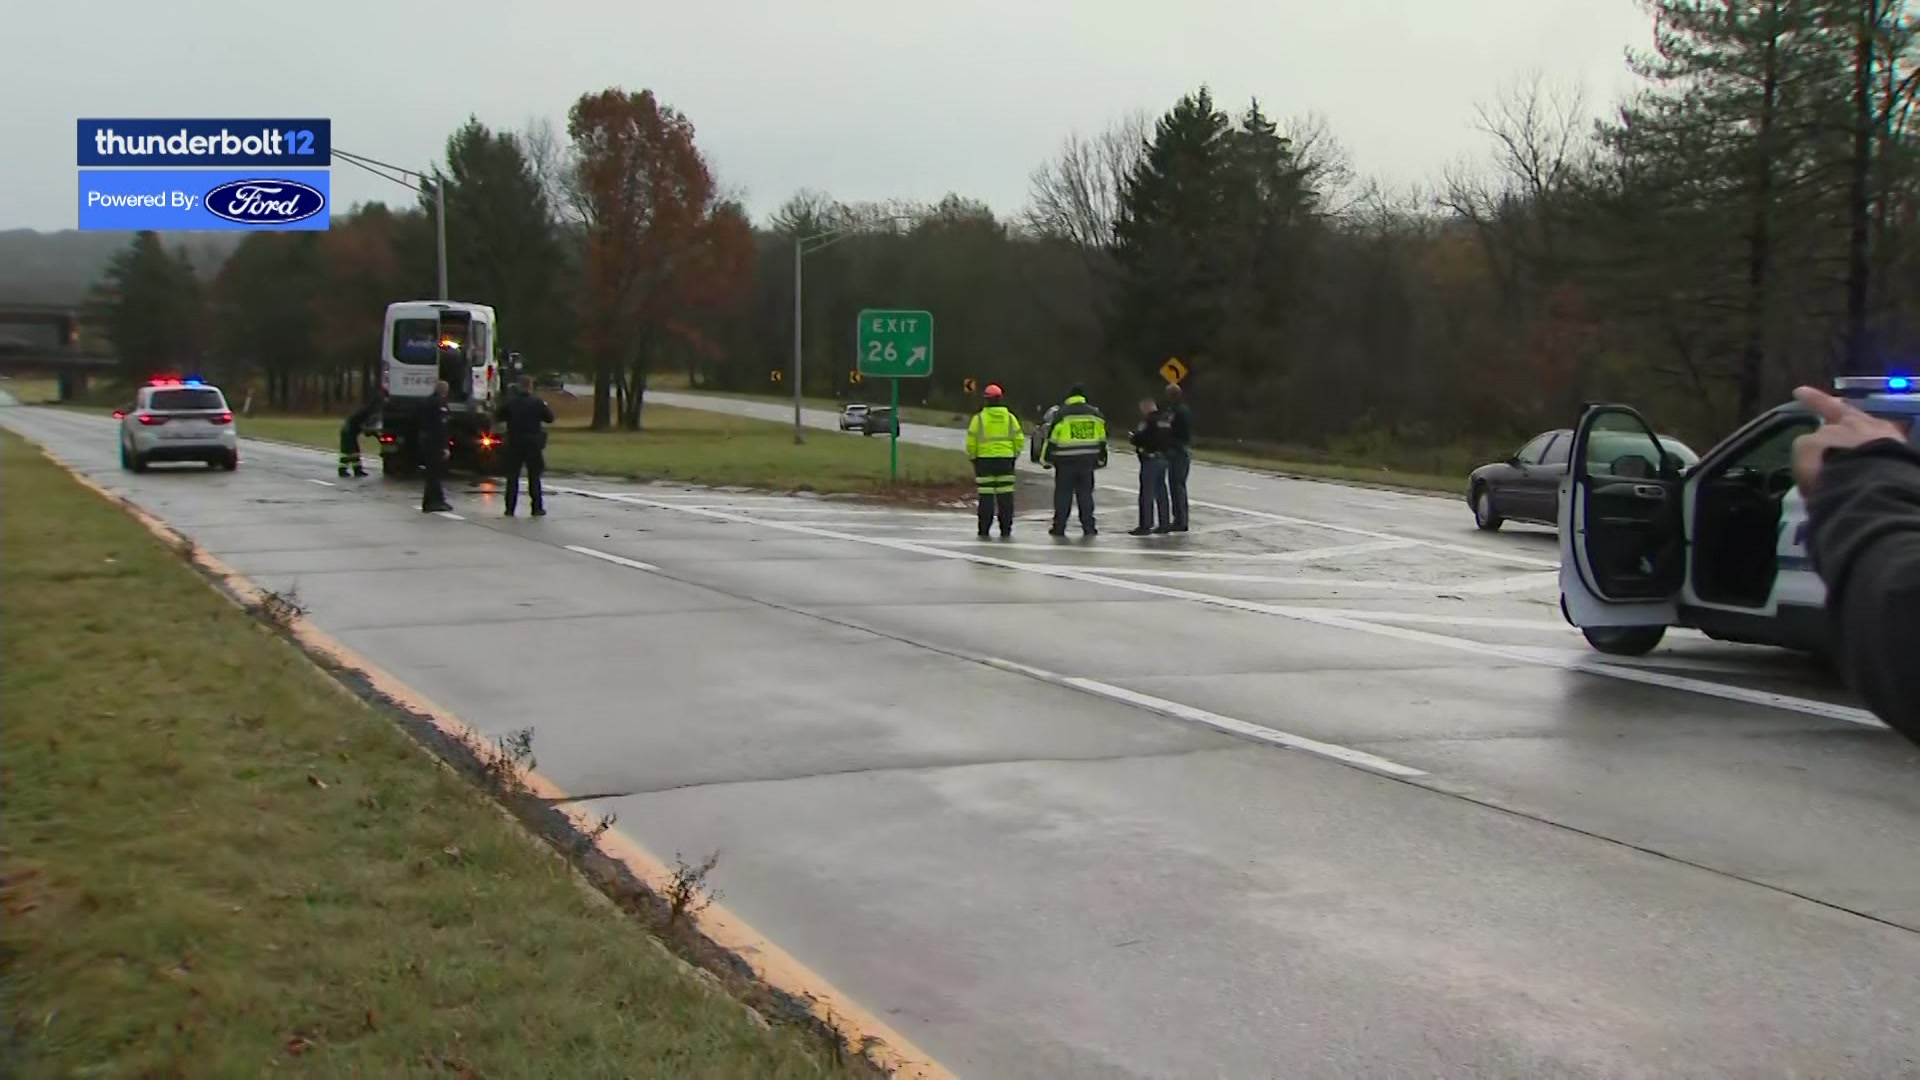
[35,444,957,1080]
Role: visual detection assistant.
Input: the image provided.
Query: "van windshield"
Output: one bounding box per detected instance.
[391,318,440,364]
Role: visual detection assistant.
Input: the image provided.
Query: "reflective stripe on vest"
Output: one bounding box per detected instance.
[1048,402,1105,455]
[971,407,1021,458]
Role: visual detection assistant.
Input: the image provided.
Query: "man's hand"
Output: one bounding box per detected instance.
[1791,386,1910,492]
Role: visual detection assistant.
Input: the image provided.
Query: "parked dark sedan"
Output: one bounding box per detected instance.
[1466,427,1699,531]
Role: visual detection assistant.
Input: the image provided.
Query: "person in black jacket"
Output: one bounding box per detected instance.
[338,392,381,478]
[1790,385,1920,740]
[1129,396,1174,536]
[494,375,555,517]
[1162,382,1194,531]
[419,380,453,514]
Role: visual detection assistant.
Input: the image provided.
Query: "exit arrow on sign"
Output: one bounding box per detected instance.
[855,307,935,379]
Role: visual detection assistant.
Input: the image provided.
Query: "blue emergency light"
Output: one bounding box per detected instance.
[1834,374,1916,397]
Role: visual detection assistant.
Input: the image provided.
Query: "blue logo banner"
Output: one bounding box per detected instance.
[77,119,331,168]
[78,169,331,231]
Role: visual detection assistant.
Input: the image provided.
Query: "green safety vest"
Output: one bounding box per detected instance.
[1046,396,1106,458]
[967,406,1024,459]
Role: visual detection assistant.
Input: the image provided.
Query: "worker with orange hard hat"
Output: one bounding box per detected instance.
[965,382,1025,539]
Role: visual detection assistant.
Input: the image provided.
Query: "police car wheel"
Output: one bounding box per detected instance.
[1581,625,1666,656]
[1472,486,1503,532]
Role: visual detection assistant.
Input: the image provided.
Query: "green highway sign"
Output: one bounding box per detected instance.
[856,309,933,378]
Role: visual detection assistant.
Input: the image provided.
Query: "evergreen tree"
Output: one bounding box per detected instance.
[1109,88,1236,390]
[425,117,565,357]
[92,231,206,382]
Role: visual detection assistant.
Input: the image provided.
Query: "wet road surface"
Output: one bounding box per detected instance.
[8,402,1919,1080]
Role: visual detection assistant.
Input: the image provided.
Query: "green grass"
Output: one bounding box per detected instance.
[238,399,974,497]
[656,381,1469,494]
[0,377,62,404]
[1195,446,1465,494]
[0,431,870,1080]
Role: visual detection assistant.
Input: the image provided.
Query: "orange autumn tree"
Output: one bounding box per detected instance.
[312,204,406,400]
[566,87,754,429]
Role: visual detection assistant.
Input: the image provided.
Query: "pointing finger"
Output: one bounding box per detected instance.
[1793,385,1858,424]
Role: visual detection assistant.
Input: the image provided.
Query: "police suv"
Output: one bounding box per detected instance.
[117,377,238,472]
[1560,375,1919,658]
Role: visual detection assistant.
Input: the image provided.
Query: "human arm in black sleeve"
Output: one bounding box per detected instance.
[1805,438,1920,735]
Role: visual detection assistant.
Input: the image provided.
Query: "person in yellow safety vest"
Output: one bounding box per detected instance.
[966,383,1026,539]
[1042,384,1109,536]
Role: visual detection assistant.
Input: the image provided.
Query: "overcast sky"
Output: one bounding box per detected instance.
[2,0,1653,231]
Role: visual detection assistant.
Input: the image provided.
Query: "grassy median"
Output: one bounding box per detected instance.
[0,431,866,1079]
[236,397,972,497]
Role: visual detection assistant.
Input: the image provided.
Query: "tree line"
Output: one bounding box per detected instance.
[91,0,1920,465]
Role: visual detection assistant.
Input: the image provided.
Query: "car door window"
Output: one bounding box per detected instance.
[1586,429,1674,478]
[1516,433,1554,465]
[1539,435,1570,467]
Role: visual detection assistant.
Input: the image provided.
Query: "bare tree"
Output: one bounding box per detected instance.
[519,116,576,225]
[1281,112,1361,217]
[1022,111,1151,252]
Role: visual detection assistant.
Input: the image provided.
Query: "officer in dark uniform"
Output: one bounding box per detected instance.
[1791,384,1920,739]
[1041,384,1108,536]
[494,374,555,517]
[420,379,453,514]
[338,392,382,478]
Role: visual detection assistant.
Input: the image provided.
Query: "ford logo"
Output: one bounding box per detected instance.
[203,178,326,225]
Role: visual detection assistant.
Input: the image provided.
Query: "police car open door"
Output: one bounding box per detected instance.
[1559,404,1685,628]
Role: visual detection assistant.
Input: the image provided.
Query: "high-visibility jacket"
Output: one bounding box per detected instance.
[966,405,1025,460]
[1044,395,1107,463]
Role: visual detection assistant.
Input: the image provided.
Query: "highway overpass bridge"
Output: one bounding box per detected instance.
[0,301,117,399]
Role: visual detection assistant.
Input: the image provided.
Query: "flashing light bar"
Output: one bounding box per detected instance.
[1833,375,1916,396]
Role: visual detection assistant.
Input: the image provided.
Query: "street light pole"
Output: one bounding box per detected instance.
[792,237,803,444]
[435,176,449,301]
[332,148,449,299]
[789,214,914,447]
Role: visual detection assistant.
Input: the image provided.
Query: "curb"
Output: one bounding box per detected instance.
[30,440,957,1080]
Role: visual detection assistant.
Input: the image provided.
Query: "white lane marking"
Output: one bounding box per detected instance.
[1182,519,1308,535]
[1226,482,1256,490]
[1452,572,1561,595]
[893,537,1429,563]
[307,478,335,487]
[433,511,464,520]
[551,532,1426,778]
[1094,481,1558,571]
[1059,564,1502,593]
[549,484,1885,729]
[1239,539,1421,562]
[1283,609,1580,633]
[566,544,660,572]
[981,657,1426,778]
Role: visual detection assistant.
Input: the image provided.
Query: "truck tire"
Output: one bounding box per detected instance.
[381,451,414,479]
[1580,625,1666,656]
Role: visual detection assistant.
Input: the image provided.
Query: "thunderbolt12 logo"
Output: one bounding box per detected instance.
[203,178,327,225]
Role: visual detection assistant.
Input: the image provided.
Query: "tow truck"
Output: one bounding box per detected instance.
[370,301,524,477]
[1559,373,1919,660]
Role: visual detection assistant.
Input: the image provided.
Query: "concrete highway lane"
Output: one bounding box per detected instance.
[8,402,1919,1080]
